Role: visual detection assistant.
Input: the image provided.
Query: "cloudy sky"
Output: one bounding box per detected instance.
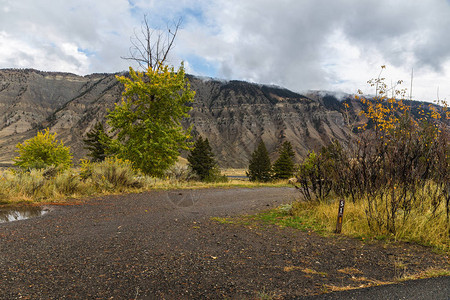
[2,0,450,101]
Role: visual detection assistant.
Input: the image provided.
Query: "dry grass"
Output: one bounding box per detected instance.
[397,268,450,281]
[323,268,450,293]
[301,268,328,276]
[283,266,328,276]
[338,267,363,275]
[283,266,303,272]
[290,193,450,253]
[324,278,391,293]
[221,168,247,177]
[0,166,289,206]
[141,176,289,191]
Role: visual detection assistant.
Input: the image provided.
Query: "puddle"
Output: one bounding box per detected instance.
[0,207,50,223]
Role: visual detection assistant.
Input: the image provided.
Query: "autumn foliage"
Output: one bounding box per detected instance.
[14,128,73,170]
[296,66,449,243]
[107,64,195,177]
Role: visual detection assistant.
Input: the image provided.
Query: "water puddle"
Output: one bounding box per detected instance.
[0,207,50,223]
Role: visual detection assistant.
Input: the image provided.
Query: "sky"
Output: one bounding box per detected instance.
[2,0,450,102]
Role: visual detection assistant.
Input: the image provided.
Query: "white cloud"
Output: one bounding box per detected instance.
[1,0,450,101]
[0,0,137,74]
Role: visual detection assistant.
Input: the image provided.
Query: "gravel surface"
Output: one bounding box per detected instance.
[0,187,448,299]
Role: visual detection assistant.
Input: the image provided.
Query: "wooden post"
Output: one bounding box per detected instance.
[335,199,345,234]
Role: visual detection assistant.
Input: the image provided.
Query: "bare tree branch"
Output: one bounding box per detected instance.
[121,15,182,71]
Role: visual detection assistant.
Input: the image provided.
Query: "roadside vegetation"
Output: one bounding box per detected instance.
[280,67,449,252]
[214,67,449,254]
[0,159,288,206]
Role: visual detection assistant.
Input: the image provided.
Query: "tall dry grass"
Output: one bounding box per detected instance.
[0,160,289,206]
[290,182,449,252]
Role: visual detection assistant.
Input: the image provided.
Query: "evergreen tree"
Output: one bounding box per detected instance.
[83,122,110,162]
[187,136,217,181]
[272,141,296,179]
[247,140,272,182]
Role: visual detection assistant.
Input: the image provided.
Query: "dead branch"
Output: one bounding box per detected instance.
[121,15,182,70]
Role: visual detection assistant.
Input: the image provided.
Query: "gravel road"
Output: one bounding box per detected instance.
[0,187,448,299]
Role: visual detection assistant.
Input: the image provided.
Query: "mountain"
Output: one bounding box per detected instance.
[0,68,355,167]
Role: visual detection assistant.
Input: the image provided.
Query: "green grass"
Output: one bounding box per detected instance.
[212,209,328,235]
[252,210,328,233]
[212,198,449,255]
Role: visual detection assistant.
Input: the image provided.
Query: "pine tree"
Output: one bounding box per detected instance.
[83,122,110,162]
[272,141,296,179]
[187,137,216,180]
[187,137,217,181]
[247,140,272,182]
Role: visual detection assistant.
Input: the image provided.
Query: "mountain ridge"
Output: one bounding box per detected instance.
[0,68,355,167]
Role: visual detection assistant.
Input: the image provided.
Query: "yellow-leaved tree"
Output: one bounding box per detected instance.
[107,64,194,176]
[14,128,73,170]
[107,16,194,177]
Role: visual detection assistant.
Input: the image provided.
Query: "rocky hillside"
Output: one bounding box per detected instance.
[0,69,355,167]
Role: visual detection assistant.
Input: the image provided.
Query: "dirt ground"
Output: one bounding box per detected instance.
[0,187,448,299]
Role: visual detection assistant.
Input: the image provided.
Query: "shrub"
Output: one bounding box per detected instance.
[294,66,449,238]
[10,169,47,199]
[14,128,73,170]
[80,157,142,191]
[352,69,449,234]
[296,150,333,203]
[0,158,147,204]
[165,163,198,181]
[54,171,80,195]
[1,168,82,201]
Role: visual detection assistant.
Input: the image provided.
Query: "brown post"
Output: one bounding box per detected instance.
[335,199,345,234]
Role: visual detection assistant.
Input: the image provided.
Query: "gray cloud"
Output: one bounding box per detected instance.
[185,1,448,85]
[1,0,450,100]
[339,1,450,72]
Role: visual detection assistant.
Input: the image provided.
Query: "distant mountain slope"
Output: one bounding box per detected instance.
[0,69,355,167]
[185,77,354,166]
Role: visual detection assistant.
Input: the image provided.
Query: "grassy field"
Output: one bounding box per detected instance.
[0,165,288,206]
[221,168,247,177]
